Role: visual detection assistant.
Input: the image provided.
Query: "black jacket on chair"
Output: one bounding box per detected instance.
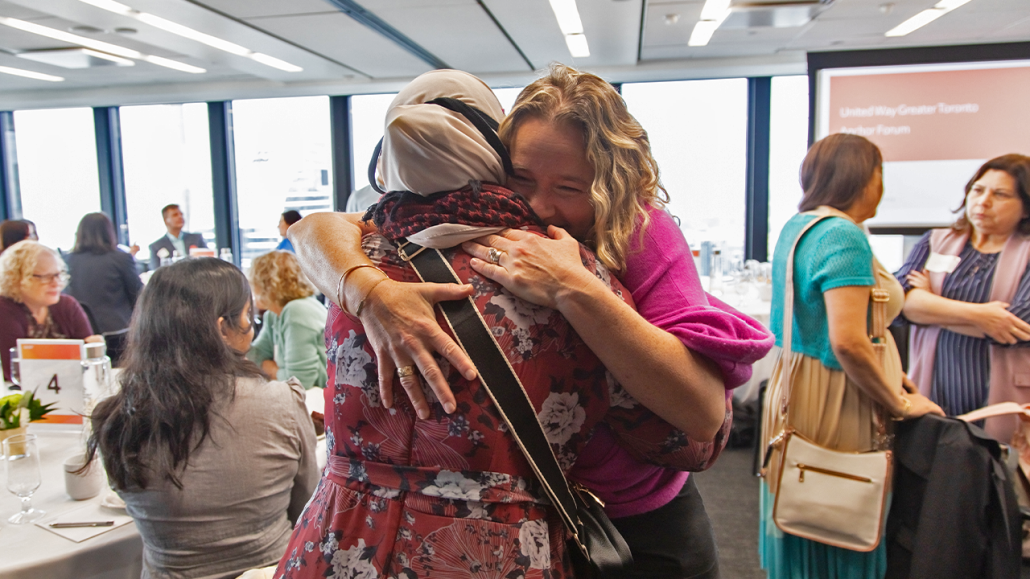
[886,414,1021,579]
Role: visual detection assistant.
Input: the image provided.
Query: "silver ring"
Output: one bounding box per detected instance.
[397,365,417,378]
[487,247,503,265]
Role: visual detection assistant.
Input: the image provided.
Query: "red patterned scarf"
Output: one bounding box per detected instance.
[363,181,543,242]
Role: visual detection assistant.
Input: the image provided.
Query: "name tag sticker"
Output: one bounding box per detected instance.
[925,253,961,273]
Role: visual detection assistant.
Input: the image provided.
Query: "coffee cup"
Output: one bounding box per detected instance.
[64,454,104,501]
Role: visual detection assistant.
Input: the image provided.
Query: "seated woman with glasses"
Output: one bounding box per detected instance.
[0,239,101,381]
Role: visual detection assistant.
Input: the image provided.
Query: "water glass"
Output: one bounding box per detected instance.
[7,347,21,390]
[4,433,44,524]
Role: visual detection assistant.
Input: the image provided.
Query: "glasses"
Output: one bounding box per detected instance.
[4,433,45,524]
[29,272,69,285]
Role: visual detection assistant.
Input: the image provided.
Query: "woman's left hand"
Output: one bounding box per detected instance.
[907,270,931,291]
[462,226,597,310]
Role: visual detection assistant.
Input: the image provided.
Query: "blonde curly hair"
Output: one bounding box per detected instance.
[0,240,67,302]
[249,250,315,308]
[499,63,668,273]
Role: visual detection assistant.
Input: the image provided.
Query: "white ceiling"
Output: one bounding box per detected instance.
[0,0,1027,109]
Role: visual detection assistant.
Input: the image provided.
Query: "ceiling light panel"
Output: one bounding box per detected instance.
[77,0,132,14]
[689,19,722,46]
[565,33,590,57]
[16,47,135,68]
[75,0,303,72]
[0,16,205,73]
[700,0,732,22]
[142,55,205,73]
[548,0,592,58]
[549,0,584,35]
[246,53,301,72]
[0,64,64,82]
[134,13,251,56]
[0,16,142,58]
[687,0,733,47]
[885,0,973,37]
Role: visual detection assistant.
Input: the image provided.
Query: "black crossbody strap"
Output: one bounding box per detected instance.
[398,240,583,543]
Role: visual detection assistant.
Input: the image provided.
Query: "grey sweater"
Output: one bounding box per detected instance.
[119,376,319,579]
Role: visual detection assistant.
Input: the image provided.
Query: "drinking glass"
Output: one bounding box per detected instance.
[7,347,21,390]
[4,433,45,524]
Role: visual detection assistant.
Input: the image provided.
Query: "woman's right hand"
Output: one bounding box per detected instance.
[973,301,1030,345]
[357,278,477,420]
[900,392,944,419]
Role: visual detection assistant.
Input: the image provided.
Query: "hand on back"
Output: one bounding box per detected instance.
[462,226,596,310]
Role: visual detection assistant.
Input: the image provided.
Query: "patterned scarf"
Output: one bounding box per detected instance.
[20,302,65,339]
[363,181,543,243]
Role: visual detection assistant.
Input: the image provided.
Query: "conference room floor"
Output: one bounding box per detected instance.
[694,447,1030,578]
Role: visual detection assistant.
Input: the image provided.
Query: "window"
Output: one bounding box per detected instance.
[232,96,333,268]
[622,79,749,260]
[349,93,396,194]
[767,75,810,254]
[120,103,215,264]
[493,87,524,116]
[14,108,101,252]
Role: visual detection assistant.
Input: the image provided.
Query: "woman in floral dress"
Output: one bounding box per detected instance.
[275,70,713,579]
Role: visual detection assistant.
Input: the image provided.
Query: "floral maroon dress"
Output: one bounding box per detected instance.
[275,232,725,579]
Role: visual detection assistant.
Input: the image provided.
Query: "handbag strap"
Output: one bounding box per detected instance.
[778,209,890,423]
[396,239,587,551]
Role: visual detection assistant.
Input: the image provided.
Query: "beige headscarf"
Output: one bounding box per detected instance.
[379,69,507,195]
[375,69,510,248]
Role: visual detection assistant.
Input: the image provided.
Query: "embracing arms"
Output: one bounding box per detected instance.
[290,213,728,440]
[288,212,476,418]
[463,227,727,441]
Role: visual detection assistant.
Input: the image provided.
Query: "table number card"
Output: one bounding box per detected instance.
[17,339,86,427]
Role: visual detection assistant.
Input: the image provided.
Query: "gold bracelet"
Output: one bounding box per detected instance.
[336,263,383,312]
[891,396,912,421]
[354,276,389,317]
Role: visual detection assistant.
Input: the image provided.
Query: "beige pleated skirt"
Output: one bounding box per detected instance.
[761,332,903,494]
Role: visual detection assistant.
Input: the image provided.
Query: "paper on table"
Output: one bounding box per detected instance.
[36,502,133,543]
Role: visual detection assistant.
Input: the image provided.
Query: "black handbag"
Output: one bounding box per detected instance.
[399,240,633,578]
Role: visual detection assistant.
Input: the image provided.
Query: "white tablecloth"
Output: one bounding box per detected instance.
[0,428,142,579]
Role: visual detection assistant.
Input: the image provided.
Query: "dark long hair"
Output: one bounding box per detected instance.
[953,154,1030,236]
[86,258,261,490]
[1,219,35,252]
[798,133,883,212]
[73,212,118,254]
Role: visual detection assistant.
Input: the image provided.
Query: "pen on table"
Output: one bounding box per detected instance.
[49,521,115,528]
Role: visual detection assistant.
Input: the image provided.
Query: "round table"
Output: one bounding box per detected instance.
[0,428,142,579]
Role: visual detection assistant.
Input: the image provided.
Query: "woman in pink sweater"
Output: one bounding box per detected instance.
[292,64,773,578]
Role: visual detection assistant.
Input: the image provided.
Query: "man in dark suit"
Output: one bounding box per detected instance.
[148,204,208,271]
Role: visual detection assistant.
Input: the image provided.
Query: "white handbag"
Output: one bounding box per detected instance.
[768,210,893,552]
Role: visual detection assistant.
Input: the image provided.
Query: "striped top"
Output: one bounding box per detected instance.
[896,232,1030,415]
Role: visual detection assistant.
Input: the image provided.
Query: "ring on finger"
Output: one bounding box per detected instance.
[397,365,417,378]
[487,247,503,265]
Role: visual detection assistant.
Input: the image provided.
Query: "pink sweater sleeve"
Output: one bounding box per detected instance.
[621,207,774,389]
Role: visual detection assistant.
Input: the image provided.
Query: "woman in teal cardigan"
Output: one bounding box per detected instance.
[249,250,328,389]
